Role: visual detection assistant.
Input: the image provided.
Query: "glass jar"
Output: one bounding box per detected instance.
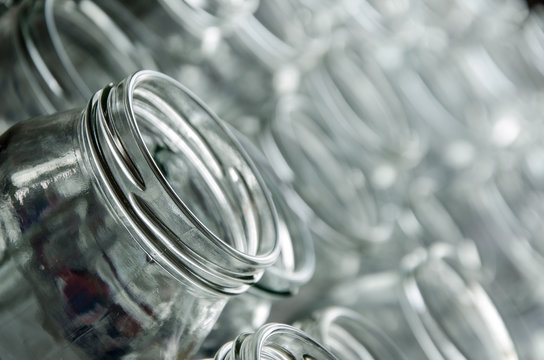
[302,34,426,172]
[256,94,399,322]
[324,244,526,360]
[198,137,315,357]
[296,306,406,359]
[209,323,337,360]
[212,0,333,131]
[0,0,160,133]
[0,70,279,359]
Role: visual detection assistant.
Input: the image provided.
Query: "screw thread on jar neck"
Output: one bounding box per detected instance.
[82,70,279,295]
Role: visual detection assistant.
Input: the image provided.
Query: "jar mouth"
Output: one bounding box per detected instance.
[20,0,153,108]
[216,323,337,360]
[399,244,518,359]
[84,70,279,295]
[307,307,406,359]
[261,95,394,249]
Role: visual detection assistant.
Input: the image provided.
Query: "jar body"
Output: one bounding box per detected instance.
[0,111,229,359]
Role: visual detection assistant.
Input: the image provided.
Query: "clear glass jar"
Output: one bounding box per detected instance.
[295,306,406,359]
[210,0,333,131]
[0,70,279,359]
[324,244,526,360]
[301,35,426,171]
[0,0,160,133]
[209,323,337,360]
[256,94,400,323]
[198,137,315,357]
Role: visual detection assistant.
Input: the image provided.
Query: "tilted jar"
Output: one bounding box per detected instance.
[0,0,160,133]
[209,323,338,360]
[296,306,406,360]
[0,70,279,359]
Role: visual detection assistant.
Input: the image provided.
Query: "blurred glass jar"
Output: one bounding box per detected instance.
[0,0,160,134]
[295,306,406,359]
[198,138,315,357]
[209,323,337,360]
[212,0,333,131]
[258,94,399,315]
[118,0,258,61]
[302,34,426,172]
[451,157,544,311]
[416,0,528,42]
[0,70,279,359]
[324,244,526,360]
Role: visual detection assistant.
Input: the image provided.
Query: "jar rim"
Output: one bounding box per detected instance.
[84,70,280,295]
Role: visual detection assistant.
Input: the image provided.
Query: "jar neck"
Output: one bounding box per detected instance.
[214,323,337,360]
[81,70,279,296]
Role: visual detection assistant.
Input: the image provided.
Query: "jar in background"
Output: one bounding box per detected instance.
[0,0,160,133]
[296,306,406,360]
[256,94,400,322]
[210,323,337,360]
[0,70,279,359]
[302,34,426,172]
[324,244,526,360]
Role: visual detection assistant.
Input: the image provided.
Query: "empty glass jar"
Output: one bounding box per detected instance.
[0,70,279,359]
[296,306,406,359]
[0,0,159,133]
[324,244,526,359]
[209,323,338,360]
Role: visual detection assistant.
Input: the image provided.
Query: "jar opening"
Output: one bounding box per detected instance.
[86,71,279,295]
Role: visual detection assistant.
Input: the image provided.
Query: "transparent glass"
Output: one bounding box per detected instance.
[0,0,160,133]
[0,70,279,359]
[324,244,525,360]
[295,306,406,360]
[209,323,338,360]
